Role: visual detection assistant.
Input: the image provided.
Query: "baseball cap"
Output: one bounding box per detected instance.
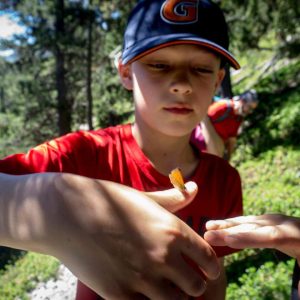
[121,0,240,69]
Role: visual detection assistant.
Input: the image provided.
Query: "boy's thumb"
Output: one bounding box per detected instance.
[146,181,198,213]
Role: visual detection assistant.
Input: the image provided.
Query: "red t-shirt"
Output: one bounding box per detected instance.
[0,123,243,300]
[208,100,243,141]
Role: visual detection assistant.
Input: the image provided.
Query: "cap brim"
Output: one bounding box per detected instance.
[122,34,240,70]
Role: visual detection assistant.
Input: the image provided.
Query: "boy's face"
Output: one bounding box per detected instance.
[119,44,225,137]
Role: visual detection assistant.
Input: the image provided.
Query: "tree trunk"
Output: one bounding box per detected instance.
[0,87,5,113]
[86,6,93,130]
[55,0,71,135]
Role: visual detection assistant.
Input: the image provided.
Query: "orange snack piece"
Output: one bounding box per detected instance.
[169,168,186,192]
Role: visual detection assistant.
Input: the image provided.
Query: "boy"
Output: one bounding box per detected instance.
[0,0,242,299]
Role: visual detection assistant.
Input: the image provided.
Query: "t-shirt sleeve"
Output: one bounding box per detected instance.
[0,131,100,176]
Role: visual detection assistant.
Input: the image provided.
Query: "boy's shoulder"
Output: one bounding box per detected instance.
[72,123,131,141]
[89,123,129,135]
[46,124,131,152]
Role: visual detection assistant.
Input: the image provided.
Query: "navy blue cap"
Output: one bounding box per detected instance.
[122,0,240,69]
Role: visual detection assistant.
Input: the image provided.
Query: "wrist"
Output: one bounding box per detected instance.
[0,173,60,253]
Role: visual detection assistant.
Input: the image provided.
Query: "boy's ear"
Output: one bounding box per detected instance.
[215,68,226,92]
[118,61,133,91]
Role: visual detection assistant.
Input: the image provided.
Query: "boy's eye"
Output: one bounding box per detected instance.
[193,67,213,74]
[148,63,169,70]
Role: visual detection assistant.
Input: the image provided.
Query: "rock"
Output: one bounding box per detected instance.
[28,264,77,300]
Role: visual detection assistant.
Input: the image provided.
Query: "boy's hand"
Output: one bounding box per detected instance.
[0,173,220,300]
[204,214,300,262]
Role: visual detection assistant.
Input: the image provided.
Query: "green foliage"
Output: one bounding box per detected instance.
[221,0,300,59]
[232,60,300,158]
[222,19,300,298]
[234,146,300,216]
[93,62,133,128]
[257,59,300,93]
[0,252,59,300]
[226,260,295,300]
[0,1,136,138]
[0,1,299,299]
[226,142,300,299]
[0,113,33,157]
[225,62,300,299]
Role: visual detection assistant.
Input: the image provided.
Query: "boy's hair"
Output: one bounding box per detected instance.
[239,90,259,103]
[121,0,240,70]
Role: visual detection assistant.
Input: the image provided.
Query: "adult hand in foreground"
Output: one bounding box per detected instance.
[0,173,220,300]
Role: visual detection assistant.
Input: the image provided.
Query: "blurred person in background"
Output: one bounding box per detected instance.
[191,89,259,160]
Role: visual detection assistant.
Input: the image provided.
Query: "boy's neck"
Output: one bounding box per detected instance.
[132,123,199,177]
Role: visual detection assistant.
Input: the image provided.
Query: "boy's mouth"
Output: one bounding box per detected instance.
[163,107,193,115]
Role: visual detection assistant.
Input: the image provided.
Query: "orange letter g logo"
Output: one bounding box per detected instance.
[161,0,199,24]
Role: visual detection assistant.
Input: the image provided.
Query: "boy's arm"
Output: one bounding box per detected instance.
[201,115,225,157]
[0,172,220,300]
[203,257,226,300]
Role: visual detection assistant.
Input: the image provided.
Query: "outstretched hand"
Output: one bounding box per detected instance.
[204,214,300,263]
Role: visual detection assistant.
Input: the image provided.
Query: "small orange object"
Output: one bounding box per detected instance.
[169,168,186,192]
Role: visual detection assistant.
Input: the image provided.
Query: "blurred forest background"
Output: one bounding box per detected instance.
[0,0,299,299]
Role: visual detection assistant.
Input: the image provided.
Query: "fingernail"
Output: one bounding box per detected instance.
[185,181,197,192]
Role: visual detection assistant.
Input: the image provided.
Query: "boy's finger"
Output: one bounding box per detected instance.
[205,217,248,230]
[145,181,198,213]
[223,226,281,249]
[204,223,259,246]
[205,215,271,230]
[203,231,227,246]
[204,224,277,249]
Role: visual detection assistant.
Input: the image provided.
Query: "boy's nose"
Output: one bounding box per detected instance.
[169,74,192,95]
[170,79,192,95]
